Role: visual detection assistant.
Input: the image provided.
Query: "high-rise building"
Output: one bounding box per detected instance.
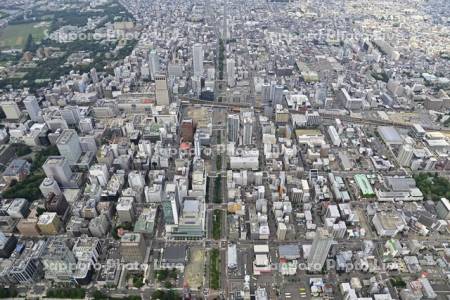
[0,101,21,120]
[163,183,179,225]
[307,228,333,272]
[397,144,414,167]
[40,177,62,198]
[128,171,145,190]
[17,209,40,236]
[242,117,253,145]
[226,58,235,87]
[41,238,77,281]
[228,114,240,143]
[43,156,74,188]
[116,197,136,223]
[89,164,110,187]
[80,136,97,153]
[290,188,303,203]
[60,106,81,126]
[23,96,42,122]
[0,233,17,258]
[45,193,69,216]
[120,233,147,263]
[56,129,82,164]
[88,214,110,238]
[37,212,62,235]
[180,119,194,142]
[306,111,321,127]
[192,43,204,77]
[90,68,99,83]
[262,83,271,104]
[270,84,284,106]
[436,198,450,220]
[149,50,160,80]
[155,74,170,105]
[162,194,179,225]
[79,118,93,134]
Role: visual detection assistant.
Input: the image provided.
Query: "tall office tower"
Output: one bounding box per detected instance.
[80,136,97,153]
[23,96,42,122]
[39,177,62,198]
[155,74,170,106]
[270,83,284,106]
[242,117,253,145]
[141,63,150,80]
[45,193,69,216]
[163,184,179,225]
[262,83,271,104]
[397,144,414,167]
[0,101,21,120]
[120,233,147,263]
[226,58,236,87]
[162,196,178,225]
[307,228,333,272]
[60,106,81,126]
[262,83,272,117]
[194,132,201,157]
[149,50,160,80]
[43,156,74,188]
[191,75,202,96]
[117,197,136,224]
[228,114,240,143]
[192,43,204,77]
[56,129,82,164]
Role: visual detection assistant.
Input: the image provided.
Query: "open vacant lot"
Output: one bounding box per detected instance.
[184,247,205,291]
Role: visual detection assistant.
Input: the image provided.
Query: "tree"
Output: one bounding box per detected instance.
[24,34,38,52]
[0,288,18,299]
[46,288,86,299]
[92,290,108,300]
[36,207,46,216]
[11,143,32,156]
[132,274,144,288]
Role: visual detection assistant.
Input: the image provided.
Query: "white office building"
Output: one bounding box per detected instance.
[149,49,160,80]
[397,144,414,167]
[155,74,170,105]
[1,101,21,120]
[226,58,235,87]
[23,96,42,122]
[228,114,240,143]
[192,43,204,77]
[307,228,333,271]
[56,129,82,164]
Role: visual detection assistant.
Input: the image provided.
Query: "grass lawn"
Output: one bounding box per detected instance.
[212,209,222,240]
[0,22,49,50]
[209,248,220,290]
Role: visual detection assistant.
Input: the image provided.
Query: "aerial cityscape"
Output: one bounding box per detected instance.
[0,0,450,299]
